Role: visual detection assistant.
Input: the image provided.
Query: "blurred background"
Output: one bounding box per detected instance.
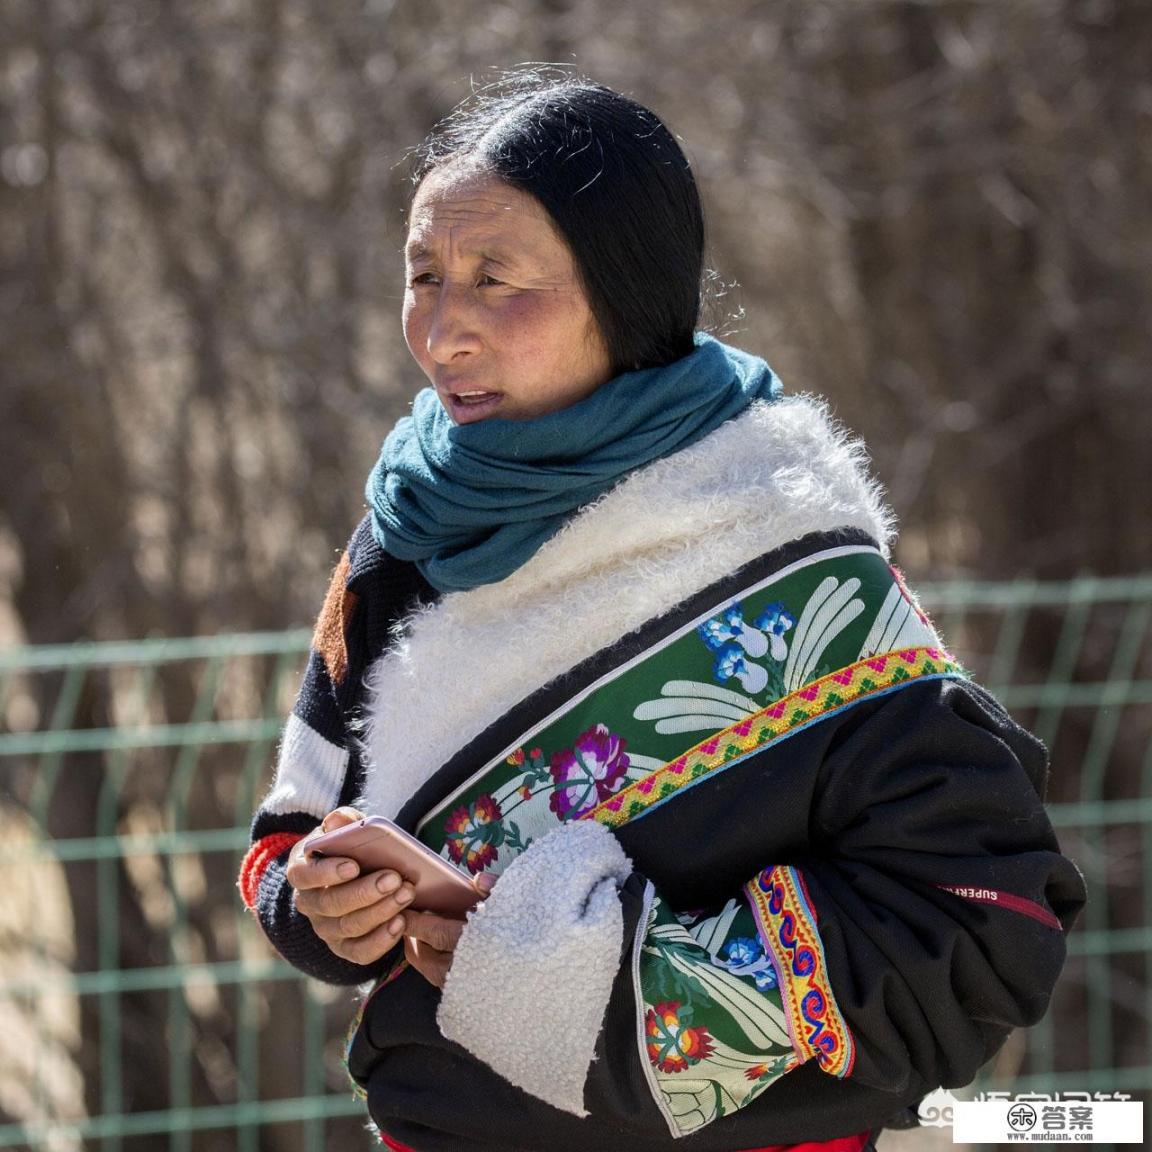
[1,0,1149,1149]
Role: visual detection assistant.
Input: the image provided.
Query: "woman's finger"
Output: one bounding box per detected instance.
[330,921,402,967]
[322,806,364,829]
[404,935,453,988]
[402,909,465,954]
[286,848,359,891]
[334,887,415,939]
[295,872,411,919]
[285,807,364,889]
[312,895,408,949]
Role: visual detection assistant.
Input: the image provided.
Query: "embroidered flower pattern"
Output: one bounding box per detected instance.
[714,646,769,695]
[698,604,769,659]
[714,935,779,991]
[697,599,796,697]
[548,724,630,819]
[744,1057,788,1082]
[638,895,796,1134]
[443,794,503,874]
[753,602,795,662]
[644,1001,715,1073]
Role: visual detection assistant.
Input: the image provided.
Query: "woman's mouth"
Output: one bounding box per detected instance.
[444,389,503,423]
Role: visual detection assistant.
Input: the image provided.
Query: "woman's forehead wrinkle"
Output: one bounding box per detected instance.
[407,196,555,271]
[410,194,525,239]
[407,222,516,265]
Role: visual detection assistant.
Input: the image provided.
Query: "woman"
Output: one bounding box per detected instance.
[240,75,1085,1152]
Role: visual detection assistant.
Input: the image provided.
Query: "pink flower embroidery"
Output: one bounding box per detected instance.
[548,724,630,819]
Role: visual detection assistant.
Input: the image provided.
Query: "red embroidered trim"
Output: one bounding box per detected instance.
[936,884,1063,931]
[238,831,305,910]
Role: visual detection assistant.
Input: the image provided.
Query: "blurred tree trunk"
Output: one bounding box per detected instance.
[1,0,178,1132]
[764,0,1152,580]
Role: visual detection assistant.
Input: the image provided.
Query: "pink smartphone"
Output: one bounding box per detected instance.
[306,815,481,919]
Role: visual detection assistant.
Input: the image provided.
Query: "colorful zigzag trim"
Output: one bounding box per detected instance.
[587,645,963,829]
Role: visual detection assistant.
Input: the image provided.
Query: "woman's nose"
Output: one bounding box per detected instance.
[425,284,483,364]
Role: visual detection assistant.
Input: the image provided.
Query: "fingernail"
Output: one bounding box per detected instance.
[376,873,400,894]
[388,915,404,935]
[476,872,496,894]
[337,861,358,880]
[395,887,414,905]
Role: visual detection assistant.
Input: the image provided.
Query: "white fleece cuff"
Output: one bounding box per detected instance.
[437,820,632,1116]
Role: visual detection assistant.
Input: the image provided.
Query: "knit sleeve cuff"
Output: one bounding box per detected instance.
[239,832,306,911]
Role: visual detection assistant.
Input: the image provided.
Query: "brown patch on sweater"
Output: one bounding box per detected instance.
[312,551,358,685]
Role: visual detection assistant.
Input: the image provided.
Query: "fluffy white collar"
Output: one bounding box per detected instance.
[358,395,895,818]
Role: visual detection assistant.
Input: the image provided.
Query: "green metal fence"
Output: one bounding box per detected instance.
[0,575,1149,1150]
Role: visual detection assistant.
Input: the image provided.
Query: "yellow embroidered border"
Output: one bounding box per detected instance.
[587,645,963,829]
[744,865,855,1079]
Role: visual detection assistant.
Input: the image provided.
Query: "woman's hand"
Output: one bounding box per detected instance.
[401,911,465,988]
[286,806,415,967]
[286,806,496,976]
[402,864,496,987]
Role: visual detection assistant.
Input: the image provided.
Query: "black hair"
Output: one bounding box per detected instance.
[410,70,704,374]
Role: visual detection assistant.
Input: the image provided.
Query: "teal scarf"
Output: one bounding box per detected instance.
[365,334,782,592]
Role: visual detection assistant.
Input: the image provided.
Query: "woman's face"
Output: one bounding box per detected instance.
[403,167,613,425]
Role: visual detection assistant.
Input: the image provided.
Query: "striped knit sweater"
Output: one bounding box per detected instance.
[239,516,437,984]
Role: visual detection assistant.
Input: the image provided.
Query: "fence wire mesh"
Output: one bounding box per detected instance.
[1,576,1149,1151]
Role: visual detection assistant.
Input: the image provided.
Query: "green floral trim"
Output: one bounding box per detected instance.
[636,894,795,1135]
[414,546,951,873]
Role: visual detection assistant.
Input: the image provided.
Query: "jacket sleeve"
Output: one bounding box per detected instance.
[238,553,395,986]
[776,678,1085,1094]
[436,677,1085,1139]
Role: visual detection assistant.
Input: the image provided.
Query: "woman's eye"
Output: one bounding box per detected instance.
[478,273,505,287]
[408,272,439,287]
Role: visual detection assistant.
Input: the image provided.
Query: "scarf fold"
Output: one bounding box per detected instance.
[365,333,782,592]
